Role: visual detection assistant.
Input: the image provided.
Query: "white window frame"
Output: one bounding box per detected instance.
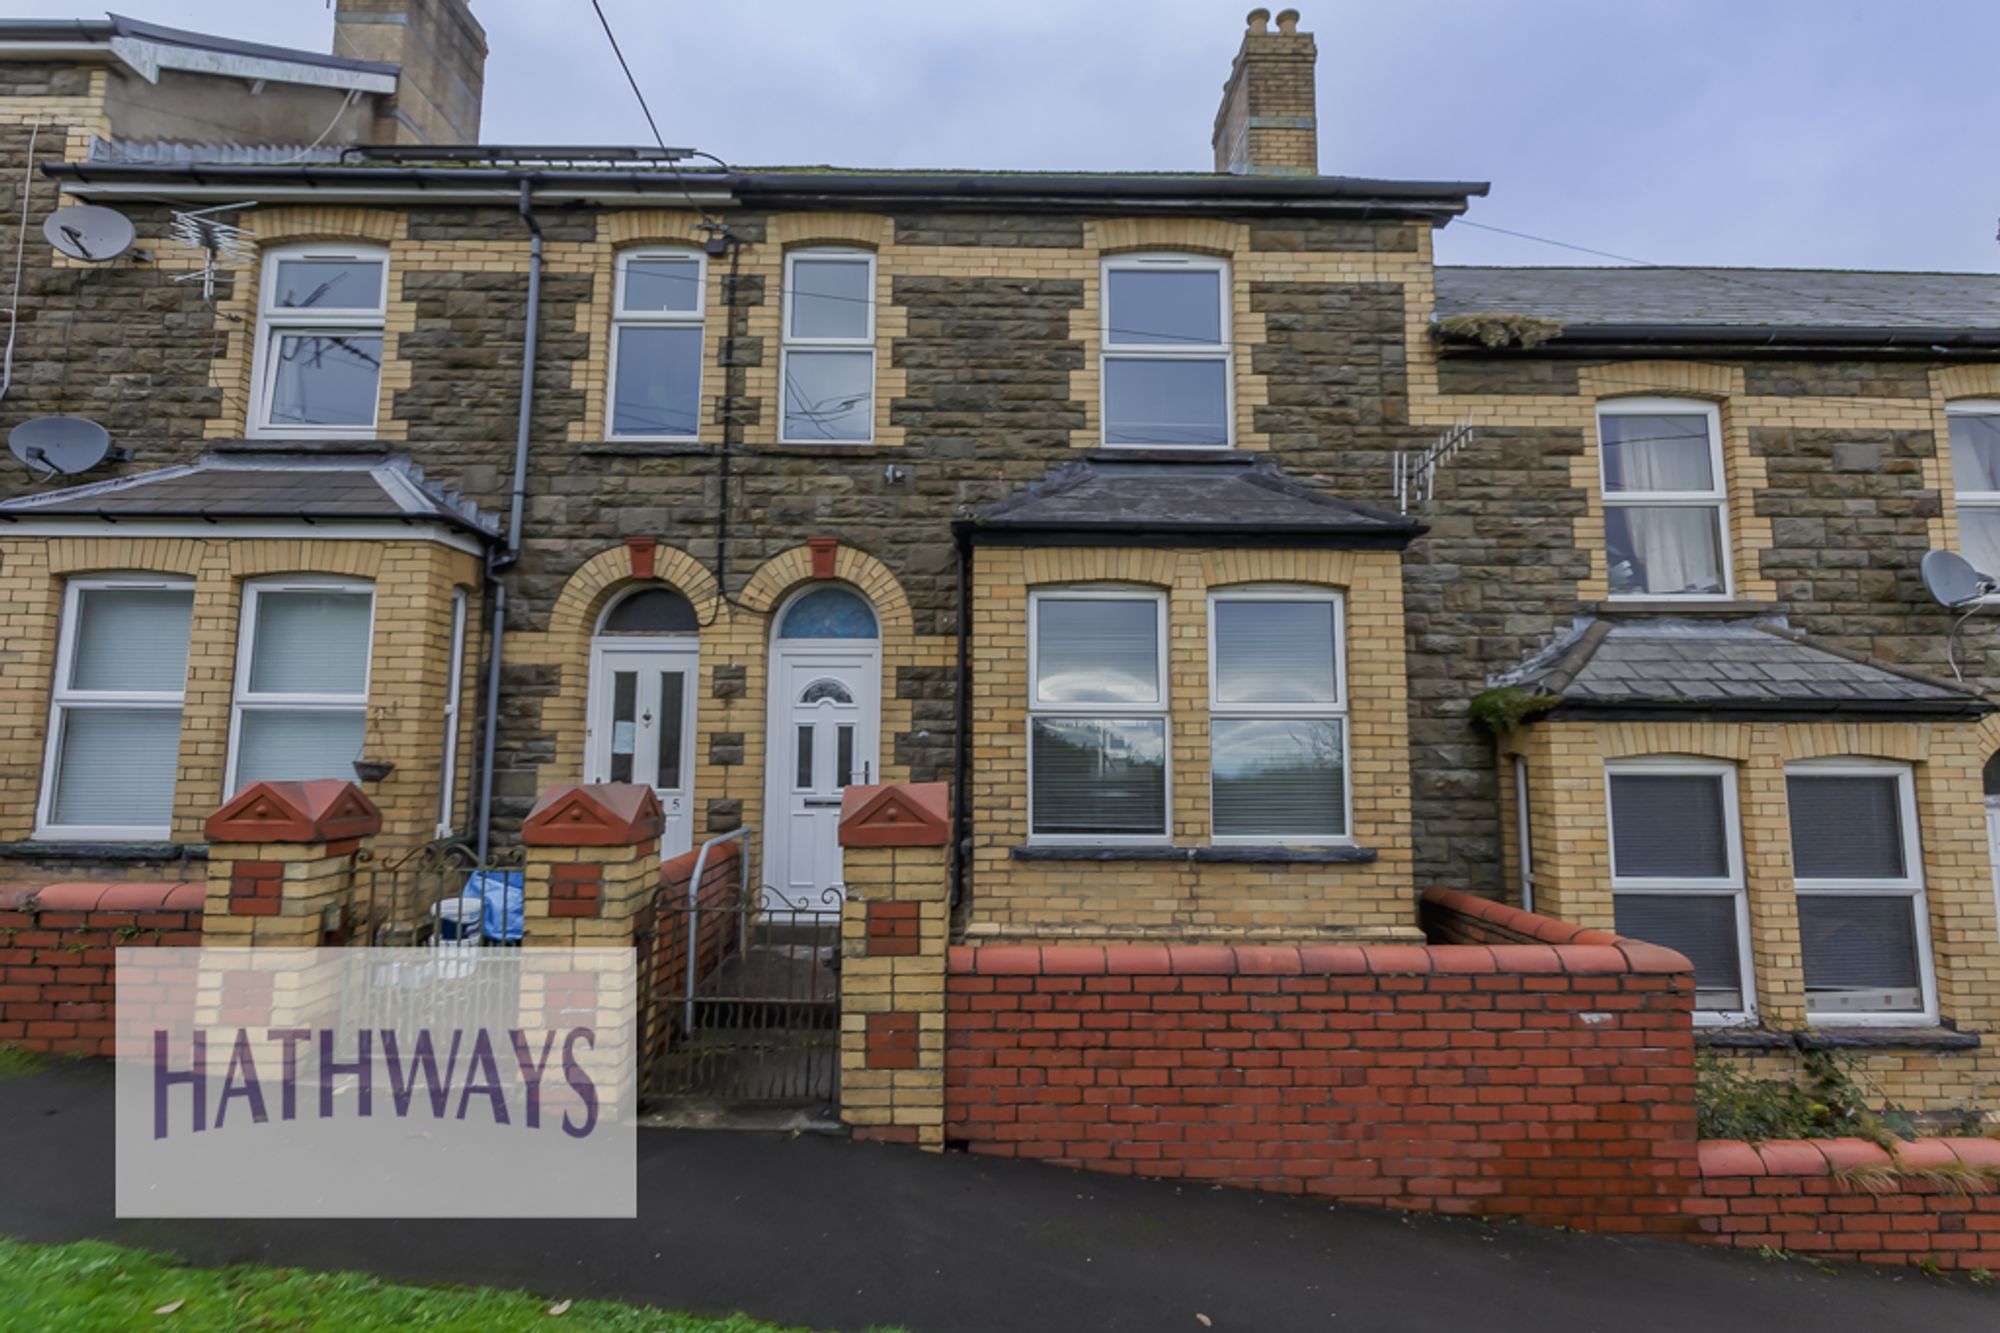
[225,576,377,795]
[1100,251,1234,449]
[1205,586,1350,845]
[35,574,194,842]
[779,247,876,445]
[1596,396,1732,601]
[1785,759,1938,1026]
[1946,399,2000,589]
[1025,586,1171,846]
[1604,757,1756,1026]
[247,243,389,440]
[436,586,469,837]
[606,247,706,441]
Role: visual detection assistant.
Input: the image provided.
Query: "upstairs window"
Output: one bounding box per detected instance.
[38,577,195,840]
[609,249,705,439]
[1027,589,1168,842]
[1102,253,1231,447]
[1606,760,1753,1021]
[1786,763,1935,1023]
[1948,401,2000,577]
[781,249,875,443]
[1208,589,1348,842]
[251,245,387,437]
[1597,398,1730,599]
[228,579,375,792]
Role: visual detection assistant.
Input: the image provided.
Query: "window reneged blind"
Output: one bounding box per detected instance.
[51,709,181,828]
[1787,775,1905,880]
[1211,718,1345,838]
[1035,599,1158,704]
[248,591,371,695]
[1608,773,1729,879]
[235,709,367,788]
[1614,894,1741,1002]
[70,588,194,691]
[1213,600,1337,704]
[1030,718,1166,836]
[1797,895,1921,995]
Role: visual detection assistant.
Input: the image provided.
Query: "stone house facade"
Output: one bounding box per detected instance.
[0,6,1996,1113]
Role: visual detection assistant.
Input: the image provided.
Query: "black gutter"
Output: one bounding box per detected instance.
[0,508,499,540]
[953,520,1427,551]
[950,527,972,914]
[1437,323,2000,357]
[1538,698,1995,723]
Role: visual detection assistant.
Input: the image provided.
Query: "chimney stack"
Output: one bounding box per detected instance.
[1211,8,1317,176]
[334,0,487,145]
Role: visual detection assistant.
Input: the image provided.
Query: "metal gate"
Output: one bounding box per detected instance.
[344,839,528,949]
[637,829,842,1110]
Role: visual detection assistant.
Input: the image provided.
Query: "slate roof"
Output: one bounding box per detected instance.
[1500,618,1990,720]
[960,451,1425,548]
[1435,266,2000,337]
[0,451,498,539]
[0,14,399,77]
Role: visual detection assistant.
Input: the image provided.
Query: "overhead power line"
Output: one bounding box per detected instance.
[587,0,667,152]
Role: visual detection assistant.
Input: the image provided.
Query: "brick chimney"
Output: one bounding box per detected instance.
[1211,8,1317,176]
[334,0,487,145]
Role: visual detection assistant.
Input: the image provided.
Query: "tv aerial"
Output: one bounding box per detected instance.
[42,204,135,263]
[166,202,258,301]
[1921,548,1999,681]
[8,415,112,480]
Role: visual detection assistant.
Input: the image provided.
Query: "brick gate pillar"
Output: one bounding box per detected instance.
[519,783,665,948]
[836,782,951,1149]
[201,781,383,948]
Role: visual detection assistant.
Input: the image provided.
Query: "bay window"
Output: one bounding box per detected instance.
[1606,760,1754,1021]
[781,248,875,443]
[1947,401,2000,577]
[1786,763,1935,1023]
[1208,589,1348,841]
[609,249,705,439]
[1027,589,1168,842]
[250,244,388,437]
[228,578,375,792]
[38,577,195,840]
[1597,398,1730,599]
[1102,253,1231,447]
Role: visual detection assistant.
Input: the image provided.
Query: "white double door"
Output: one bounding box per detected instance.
[585,642,697,857]
[764,646,880,909]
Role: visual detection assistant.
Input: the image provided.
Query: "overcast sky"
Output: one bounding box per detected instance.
[8,0,1995,272]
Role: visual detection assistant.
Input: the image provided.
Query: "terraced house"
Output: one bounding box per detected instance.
[0,2,1996,1118]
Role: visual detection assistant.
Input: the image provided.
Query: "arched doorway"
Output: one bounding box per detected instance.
[586,585,699,856]
[764,583,881,906]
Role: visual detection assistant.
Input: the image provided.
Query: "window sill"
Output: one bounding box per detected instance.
[0,841,207,864]
[1697,1026,1979,1053]
[1012,844,1378,865]
[1590,599,1778,618]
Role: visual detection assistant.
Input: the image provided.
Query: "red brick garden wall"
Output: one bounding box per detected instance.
[0,881,204,1057]
[944,935,1702,1233]
[1693,1137,2000,1270]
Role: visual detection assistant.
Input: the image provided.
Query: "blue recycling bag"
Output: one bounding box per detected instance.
[463,869,525,943]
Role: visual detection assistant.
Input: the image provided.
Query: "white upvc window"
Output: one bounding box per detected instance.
[1785,761,1937,1024]
[226,577,376,794]
[248,244,388,438]
[780,247,875,443]
[1101,252,1232,447]
[1207,588,1349,843]
[1605,758,1755,1024]
[1947,400,2000,580]
[436,587,469,837]
[1597,397,1731,599]
[37,576,195,841]
[608,248,706,440]
[1026,588,1169,844]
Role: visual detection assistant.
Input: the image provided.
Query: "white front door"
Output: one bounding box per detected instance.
[765,648,879,909]
[586,643,697,857]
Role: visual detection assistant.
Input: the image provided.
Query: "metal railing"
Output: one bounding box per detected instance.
[682,825,754,1032]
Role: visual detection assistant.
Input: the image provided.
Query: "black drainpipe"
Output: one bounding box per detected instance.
[950,526,972,909]
[475,180,543,859]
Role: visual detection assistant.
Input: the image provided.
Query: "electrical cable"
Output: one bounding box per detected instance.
[1,116,42,413]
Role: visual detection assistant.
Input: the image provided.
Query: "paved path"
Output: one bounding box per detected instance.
[2,1063,1993,1332]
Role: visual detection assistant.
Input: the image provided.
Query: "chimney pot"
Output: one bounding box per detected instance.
[1246,8,1271,33]
[1275,8,1301,34]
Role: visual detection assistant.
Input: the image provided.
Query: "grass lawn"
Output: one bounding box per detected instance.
[0,1237,887,1332]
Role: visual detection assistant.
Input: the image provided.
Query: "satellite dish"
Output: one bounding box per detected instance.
[43,204,135,263]
[1921,548,1993,608]
[9,416,111,477]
